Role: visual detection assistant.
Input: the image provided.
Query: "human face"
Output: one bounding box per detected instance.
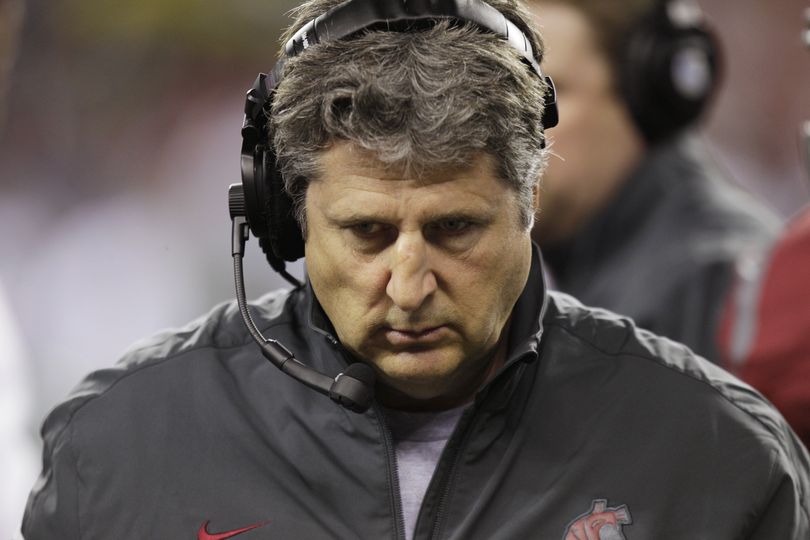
[528,2,644,244]
[305,143,533,410]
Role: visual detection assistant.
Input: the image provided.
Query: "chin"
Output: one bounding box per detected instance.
[377,352,458,381]
[371,350,469,403]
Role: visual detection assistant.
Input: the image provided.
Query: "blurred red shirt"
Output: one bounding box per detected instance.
[719,207,810,448]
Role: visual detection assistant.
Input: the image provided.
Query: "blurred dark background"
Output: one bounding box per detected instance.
[0,0,808,533]
[0,0,306,429]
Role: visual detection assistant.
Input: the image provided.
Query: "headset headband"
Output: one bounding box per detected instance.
[284,0,542,74]
[245,0,558,143]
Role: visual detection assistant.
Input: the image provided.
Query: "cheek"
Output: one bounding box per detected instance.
[490,240,531,309]
[445,234,531,331]
[306,236,390,334]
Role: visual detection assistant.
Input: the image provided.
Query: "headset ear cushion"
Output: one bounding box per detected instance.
[620,4,720,143]
[264,150,306,261]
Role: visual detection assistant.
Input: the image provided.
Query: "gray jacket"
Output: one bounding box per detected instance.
[23,251,809,539]
[542,136,779,362]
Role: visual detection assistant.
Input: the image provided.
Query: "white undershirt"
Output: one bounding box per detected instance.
[383,405,467,540]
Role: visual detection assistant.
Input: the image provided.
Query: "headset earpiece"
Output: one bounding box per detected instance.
[239,73,303,272]
[620,0,720,143]
[264,146,305,261]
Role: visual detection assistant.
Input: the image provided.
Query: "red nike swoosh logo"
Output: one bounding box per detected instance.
[197,520,271,540]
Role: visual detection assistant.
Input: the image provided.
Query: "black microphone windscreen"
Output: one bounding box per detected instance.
[343,362,376,386]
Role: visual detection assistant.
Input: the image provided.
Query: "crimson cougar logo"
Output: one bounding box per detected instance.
[563,499,632,540]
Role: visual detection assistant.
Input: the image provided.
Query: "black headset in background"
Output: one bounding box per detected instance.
[228,0,558,413]
[235,0,559,277]
[620,0,721,143]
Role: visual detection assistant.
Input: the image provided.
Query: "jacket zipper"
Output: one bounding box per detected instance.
[321,326,538,540]
[422,360,530,539]
[423,405,476,540]
[321,331,407,540]
[374,404,407,540]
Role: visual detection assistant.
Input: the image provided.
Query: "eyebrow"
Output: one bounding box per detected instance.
[325,207,495,226]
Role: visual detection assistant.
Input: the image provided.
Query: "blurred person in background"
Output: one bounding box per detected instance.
[0,0,40,536]
[699,0,810,217]
[717,14,810,448]
[526,0,780,362]
[719,206,810,449]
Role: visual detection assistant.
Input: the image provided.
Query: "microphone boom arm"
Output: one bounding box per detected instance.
[229,189,375,413]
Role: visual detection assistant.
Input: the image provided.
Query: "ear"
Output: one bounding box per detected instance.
[532,177,542,211]
[526,178,542,232]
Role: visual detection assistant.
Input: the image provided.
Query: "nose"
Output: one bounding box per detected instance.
[385,233,438,312]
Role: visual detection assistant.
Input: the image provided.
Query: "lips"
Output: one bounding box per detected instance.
[382,325,448,347]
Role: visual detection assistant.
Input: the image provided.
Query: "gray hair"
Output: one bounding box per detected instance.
[271,0,551,231]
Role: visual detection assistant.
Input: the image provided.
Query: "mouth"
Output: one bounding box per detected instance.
[381,325,448,347]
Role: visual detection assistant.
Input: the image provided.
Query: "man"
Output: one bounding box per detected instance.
[717,11,810,452]
[525,0,779,361]
[23,0,809,538]
[719,206,810,448]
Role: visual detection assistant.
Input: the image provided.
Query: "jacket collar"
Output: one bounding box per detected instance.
[504,243,547,365]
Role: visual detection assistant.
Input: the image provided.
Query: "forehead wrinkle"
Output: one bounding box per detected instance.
[320,177,502,223]
[318,139,505,185]
[313,142,517,225]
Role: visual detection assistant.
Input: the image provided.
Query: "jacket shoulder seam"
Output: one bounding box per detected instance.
[55,316,298,442]
[545,318,791,449]
[547,318,808,510]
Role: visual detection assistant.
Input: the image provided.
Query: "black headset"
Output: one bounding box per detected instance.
[234,0,559,279]
[620,0,721,143]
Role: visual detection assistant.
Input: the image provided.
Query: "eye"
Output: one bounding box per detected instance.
[424,216,484,252]
[344,221,396,253]
[350,222,384,236]
[435,218,472,234]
